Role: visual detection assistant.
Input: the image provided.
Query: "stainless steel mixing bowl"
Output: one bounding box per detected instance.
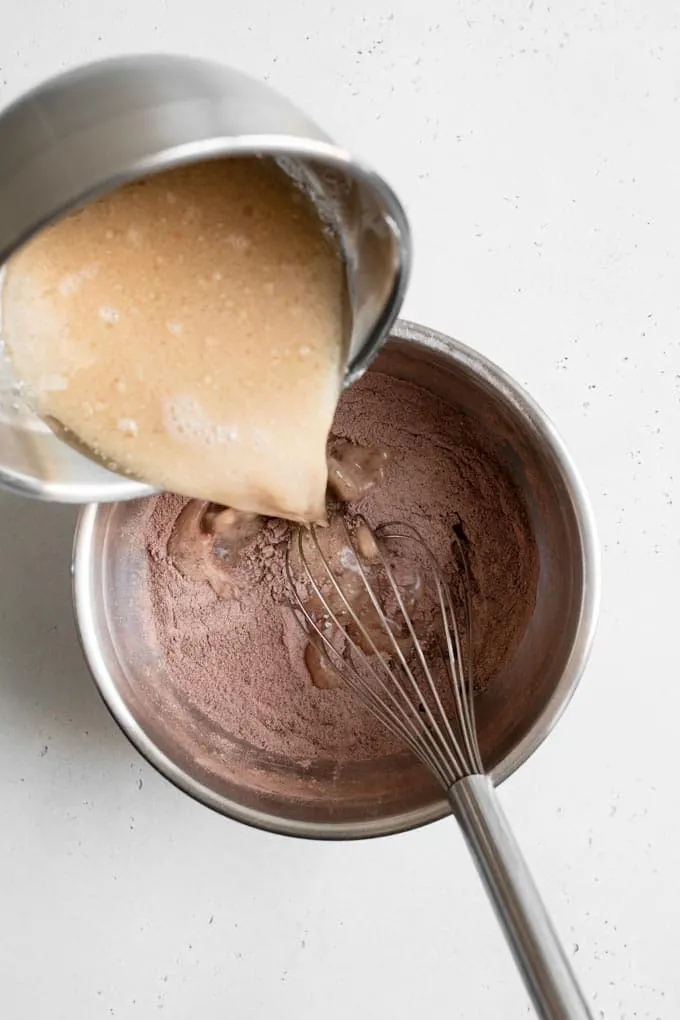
[0,54,410,502]
[72,320,599,839]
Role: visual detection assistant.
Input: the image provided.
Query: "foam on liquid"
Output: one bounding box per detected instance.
[1,158,348,521]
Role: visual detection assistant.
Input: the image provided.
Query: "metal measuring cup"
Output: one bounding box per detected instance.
[0,54,411,502]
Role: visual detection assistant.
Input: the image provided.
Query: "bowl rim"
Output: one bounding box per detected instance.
[71,319,600,840]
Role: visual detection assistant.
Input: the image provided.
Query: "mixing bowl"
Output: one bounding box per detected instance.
[0,53,409,502]
[72,320,599,839]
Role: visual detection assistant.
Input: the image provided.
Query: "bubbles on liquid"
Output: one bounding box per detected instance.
[99,306,120,325]
[164,395,239,446]
[58,263,99,297]
[117,418,138,437]
[226,233,250,252]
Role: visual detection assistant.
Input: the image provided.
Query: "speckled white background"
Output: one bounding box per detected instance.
[0,2,677,1018]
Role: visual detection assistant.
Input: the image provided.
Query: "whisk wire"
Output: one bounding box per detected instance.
[286,516,485,787]
[287,530,454,784]
[440,568,483,774]
[367,524,469,784]
[309,518,469,785]
[375,519,482,777]
[451,527,483,772]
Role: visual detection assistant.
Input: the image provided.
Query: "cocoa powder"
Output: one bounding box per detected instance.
[142,371,538,762]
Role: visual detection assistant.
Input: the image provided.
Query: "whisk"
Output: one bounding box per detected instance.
[286,515,593,1020]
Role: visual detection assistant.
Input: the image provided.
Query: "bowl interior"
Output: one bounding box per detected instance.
[74,327,593,838]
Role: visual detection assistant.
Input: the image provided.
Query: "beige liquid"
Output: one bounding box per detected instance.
[1,158,348,521]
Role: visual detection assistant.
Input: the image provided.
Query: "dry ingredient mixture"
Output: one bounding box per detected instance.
[140,370,538,763]
[1,157,347,521]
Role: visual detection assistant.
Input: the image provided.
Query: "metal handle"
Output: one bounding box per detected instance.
[447,775,593,1020]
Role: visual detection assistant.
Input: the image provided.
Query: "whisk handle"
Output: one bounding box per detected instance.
[448,775,593,1020]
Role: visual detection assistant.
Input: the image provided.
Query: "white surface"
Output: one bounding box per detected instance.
[0,3,677,1017]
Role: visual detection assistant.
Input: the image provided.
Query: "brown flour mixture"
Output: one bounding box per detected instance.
[142,371,538,762]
